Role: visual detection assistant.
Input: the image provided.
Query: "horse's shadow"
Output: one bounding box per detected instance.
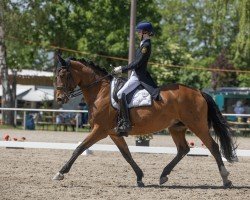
[119,184,250,190]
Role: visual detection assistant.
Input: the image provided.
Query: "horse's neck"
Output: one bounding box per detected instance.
[81,80,111,126]
[73,62,111,110]
[81,80,110,107]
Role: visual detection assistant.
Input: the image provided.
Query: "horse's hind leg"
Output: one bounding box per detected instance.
[53,127,107,180]
[160,126,190,185]
[110,135,144,187]
[189,124,232,187]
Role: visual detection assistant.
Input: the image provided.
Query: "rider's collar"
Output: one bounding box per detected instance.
[140,38,150,47]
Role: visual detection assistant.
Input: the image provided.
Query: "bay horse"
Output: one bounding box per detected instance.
[53,55,237,188]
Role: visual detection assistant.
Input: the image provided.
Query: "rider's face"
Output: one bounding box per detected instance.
[137,30,143,39]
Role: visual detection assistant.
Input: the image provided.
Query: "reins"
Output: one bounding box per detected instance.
[69,73,113,98]
[82,73,113,89]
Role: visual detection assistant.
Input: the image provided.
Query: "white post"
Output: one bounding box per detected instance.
[129,0,136,64]
[23,111,26,130]
[14,99,17,126]
[76,113,79,132]
[128,0,136,77]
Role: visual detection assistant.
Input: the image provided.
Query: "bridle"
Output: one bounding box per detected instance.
[56,60,113,99]
[56,66,75,100]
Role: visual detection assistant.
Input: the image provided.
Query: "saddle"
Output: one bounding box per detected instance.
[111,77,152,109]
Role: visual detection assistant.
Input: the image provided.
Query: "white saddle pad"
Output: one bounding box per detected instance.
[111,78,152,109]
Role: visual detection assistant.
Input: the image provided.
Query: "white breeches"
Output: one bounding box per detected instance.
[117,71,140,100]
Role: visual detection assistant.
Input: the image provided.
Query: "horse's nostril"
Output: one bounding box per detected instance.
[57,97,62,102]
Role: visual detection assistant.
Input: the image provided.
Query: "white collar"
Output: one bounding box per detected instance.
[140,40,145,47]
[140,38,150,47]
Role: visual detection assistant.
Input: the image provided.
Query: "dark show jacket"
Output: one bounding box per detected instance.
[122,39,160,100]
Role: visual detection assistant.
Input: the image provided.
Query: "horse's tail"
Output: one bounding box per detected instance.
[201,92,237,163]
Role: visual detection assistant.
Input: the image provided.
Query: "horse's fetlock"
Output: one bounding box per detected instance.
[220,166,229,177]
[138,170,144,179]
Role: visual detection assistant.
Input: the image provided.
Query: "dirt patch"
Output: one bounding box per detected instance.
[0,129,249,200]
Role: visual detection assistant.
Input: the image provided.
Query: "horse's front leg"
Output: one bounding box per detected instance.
[53,126,107,180]
[110,135,144,187]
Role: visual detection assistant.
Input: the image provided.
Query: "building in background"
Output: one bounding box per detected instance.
[204,87,250,115]
[0,69,83,110]
[0,69,54,108]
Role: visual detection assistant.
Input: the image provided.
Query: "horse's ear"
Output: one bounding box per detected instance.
[57,54,67,67]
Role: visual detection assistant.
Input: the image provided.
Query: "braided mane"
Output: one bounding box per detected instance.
[72,57,109,76]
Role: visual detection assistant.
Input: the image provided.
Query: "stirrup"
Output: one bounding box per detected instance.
[114,125,131,134]
[117,122,131,132]
[113,127,128,137]
[117,131,129,137]
[114,121,131,134]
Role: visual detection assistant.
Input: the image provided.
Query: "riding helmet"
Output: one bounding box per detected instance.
[136,22,154,36]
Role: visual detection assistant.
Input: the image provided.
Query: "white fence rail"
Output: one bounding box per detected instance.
[1,141,250,157]
[0,107,88,132]
[0,107,249,132]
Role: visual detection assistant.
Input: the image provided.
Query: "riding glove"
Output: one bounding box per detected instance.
[112,66,122,74]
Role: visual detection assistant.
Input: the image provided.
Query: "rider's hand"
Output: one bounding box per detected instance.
[112,66,122,74]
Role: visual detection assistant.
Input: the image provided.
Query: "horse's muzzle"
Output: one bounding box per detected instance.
[56,97,63,105]
[56,94,69,104]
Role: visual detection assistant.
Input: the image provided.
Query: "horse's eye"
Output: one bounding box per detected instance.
[59,71,66,78]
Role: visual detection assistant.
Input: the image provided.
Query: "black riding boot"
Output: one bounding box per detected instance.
[115,93,132,137]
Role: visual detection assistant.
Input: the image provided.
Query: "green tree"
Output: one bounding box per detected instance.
[4,0,48,69]
[4,0,161,69]
[5,0,86,69]
[1,0,15,125]
[2,0,249,93]
[231,0,250,85]
[76,0,161,68]
[157,0,249,87]
[210,50,237,90]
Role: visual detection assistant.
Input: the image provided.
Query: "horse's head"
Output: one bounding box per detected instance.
[56,54,112,105]
[55,55,78,104]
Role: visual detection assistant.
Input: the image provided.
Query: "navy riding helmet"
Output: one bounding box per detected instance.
[136,22,154,36]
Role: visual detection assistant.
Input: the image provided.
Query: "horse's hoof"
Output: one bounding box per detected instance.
[137,181,145,187]
[223,180,233,188]
[159,176,168,185]
[53,172,64,181]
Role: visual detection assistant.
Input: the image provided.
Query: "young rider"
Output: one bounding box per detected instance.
[112,21,161,137]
